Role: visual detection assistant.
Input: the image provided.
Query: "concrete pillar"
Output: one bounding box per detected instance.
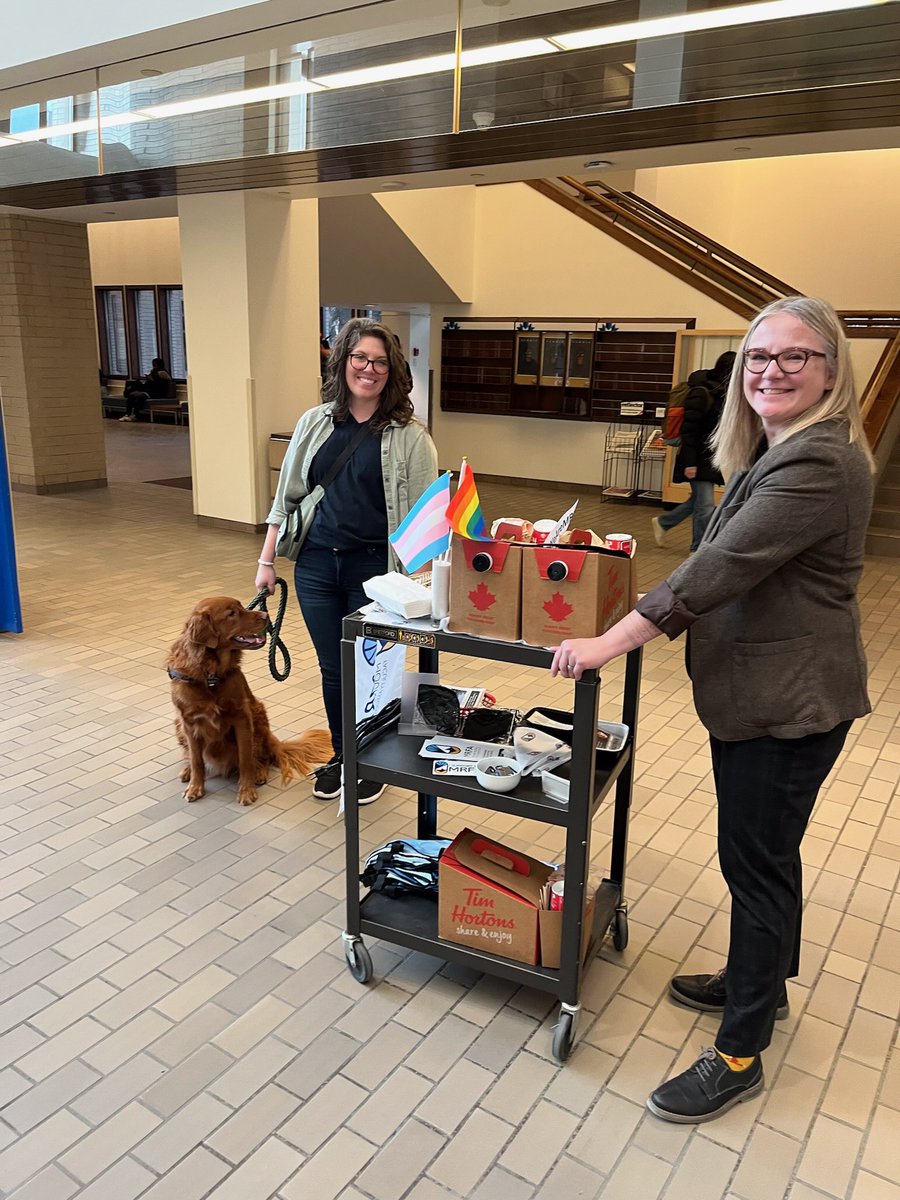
[0,214,105,493]
[178,191,320,531]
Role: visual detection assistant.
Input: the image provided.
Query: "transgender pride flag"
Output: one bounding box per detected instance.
[389,472,452,574]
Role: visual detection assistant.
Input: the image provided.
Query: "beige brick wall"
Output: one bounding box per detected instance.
[0,214,106,493]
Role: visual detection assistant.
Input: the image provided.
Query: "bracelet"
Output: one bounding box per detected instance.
[257,559,275,567]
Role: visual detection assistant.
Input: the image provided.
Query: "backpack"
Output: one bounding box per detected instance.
[661,381,691,446]
[662,380,714,447]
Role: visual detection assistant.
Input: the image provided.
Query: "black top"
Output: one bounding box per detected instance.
[305,417,387,550]
[673,368,726,485]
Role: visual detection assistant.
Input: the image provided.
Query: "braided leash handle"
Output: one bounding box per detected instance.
[247,578,292,681]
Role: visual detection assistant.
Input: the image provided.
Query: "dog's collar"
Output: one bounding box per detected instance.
[167,666,222,689]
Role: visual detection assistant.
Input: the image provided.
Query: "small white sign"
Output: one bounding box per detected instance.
[620,402,644,416]
[655,406,667,418]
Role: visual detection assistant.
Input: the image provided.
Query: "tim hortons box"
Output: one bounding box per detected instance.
[521,541,636,647]
[447,537,523,642]
[438,828,552,965]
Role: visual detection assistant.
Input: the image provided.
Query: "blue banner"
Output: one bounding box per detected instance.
[0,402,23,634]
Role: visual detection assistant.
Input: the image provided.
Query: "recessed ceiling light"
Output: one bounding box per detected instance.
[103,211,115,216]
[584,159,613,169]
[470,173,486,179]
[733,145,753,153]
[380,180,407,190]
[140,68,163,77]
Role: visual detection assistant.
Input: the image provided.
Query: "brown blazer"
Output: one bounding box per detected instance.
[638,419,873,740]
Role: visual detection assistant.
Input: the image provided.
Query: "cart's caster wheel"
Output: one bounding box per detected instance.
[345,941,373,984]
[611,907,629,951]
[552,1010,577,1064]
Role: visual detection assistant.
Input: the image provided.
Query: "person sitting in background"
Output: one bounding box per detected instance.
[552,296,874,1124]
[652,351,736,552]
[120,358,173,421]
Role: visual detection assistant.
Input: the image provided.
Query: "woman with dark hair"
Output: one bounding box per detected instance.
[652,350,736,552]
[255,319,438,803]
[553,296,874,1123]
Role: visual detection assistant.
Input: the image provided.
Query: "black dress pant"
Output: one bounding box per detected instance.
[711,720,852,1056]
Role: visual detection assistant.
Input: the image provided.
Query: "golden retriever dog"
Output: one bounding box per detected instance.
[167,596,332,805]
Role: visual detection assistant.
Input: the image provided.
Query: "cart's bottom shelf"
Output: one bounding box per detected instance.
[358,881,622,995]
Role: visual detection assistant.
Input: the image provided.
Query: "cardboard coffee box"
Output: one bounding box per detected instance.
[538,894,596,970]
[447,536,523,642]
[438,828,552,965]
[521,543,636,647]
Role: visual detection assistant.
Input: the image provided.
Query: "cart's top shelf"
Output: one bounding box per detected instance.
[342,612,597,676]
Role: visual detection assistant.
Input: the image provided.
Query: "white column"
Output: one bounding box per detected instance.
[178,191,320,530]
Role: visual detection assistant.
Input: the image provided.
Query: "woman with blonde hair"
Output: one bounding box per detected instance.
[552,296,874,1123]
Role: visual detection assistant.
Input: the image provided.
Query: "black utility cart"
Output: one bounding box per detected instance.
[340,614,642,1064]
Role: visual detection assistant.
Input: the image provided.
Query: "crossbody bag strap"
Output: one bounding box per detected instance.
[316,420,372,494]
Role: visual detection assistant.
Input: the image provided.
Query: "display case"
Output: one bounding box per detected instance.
[440,317,692,422]
[340,615,642,1063]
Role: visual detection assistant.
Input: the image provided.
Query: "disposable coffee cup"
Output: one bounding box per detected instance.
[532,519,556,544]
[550,880,565,911]
[605,533,633,552]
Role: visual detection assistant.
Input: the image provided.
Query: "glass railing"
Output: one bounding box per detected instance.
[1,0,897,191]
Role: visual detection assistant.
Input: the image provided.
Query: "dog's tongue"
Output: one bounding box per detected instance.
[233,634,266,649]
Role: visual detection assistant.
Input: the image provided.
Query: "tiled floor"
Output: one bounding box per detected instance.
[2,420,899,1200]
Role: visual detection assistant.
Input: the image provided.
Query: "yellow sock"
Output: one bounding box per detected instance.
[716,1049,756,1072]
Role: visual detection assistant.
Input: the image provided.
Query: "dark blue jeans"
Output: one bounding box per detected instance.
[712,720,852,1056]
[294,545,388,756]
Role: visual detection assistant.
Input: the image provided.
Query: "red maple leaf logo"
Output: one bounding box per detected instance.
[543,592,574,622]
[469,582,496,611]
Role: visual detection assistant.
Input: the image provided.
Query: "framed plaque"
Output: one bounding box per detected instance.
[513,333,540,384]
[565,333,593,388]
[539,334,567,387]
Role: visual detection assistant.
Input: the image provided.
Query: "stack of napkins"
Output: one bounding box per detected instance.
[513,727,571,777]
[363,572,431,619]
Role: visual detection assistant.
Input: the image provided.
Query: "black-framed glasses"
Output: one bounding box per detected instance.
[742,348,827,374]
[348,351,390,375]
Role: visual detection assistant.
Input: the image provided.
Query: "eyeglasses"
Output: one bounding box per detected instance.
[348,351,390,375]
[742,348,827,374]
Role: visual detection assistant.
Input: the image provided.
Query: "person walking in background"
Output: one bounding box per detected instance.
[120,358,173,421]
[552,297,874,1123]
[255,319,438,804]
[652,350,736,551]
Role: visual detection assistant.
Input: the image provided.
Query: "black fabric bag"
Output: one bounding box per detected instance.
[360,838,450,898]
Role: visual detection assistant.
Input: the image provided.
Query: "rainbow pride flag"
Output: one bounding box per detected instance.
[447,460,491,541]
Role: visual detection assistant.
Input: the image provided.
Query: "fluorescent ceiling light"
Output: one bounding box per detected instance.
[552,0,887,50]
[12,112,151,141]
[0,134,22,145]
[315,38,555,89]
[136,78,322,119]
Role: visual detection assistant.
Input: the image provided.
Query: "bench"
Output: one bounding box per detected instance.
[148,401,189,426]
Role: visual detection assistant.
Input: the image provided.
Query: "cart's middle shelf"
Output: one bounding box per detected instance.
[357,731,632,826]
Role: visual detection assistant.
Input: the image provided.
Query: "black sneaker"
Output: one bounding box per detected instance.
[669,967,790,1021]
[647,1046,764,1123]
[312,756,342,800]
[356,779,386,806]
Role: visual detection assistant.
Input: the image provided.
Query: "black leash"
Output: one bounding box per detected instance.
[247,578,291,681]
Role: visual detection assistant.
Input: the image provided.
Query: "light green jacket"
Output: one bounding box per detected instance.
[267,402,439,573]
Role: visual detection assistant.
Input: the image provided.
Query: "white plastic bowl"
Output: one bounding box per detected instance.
[475,756,522,793]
